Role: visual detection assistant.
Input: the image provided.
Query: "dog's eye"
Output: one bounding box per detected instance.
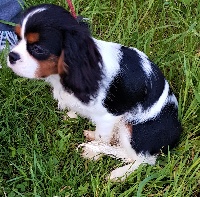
[29,44,47,55]
[27,44,50,60]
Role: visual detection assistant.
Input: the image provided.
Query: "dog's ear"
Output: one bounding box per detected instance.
[60,25,103,103]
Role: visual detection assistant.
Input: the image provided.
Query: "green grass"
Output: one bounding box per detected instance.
[0,0,200,196]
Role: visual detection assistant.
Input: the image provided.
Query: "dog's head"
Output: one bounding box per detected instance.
[8,4,102,103]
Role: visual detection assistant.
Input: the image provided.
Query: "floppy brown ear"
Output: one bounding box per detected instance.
[59,25,103,103]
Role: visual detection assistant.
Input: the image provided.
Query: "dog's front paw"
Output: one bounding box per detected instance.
[66,111,78,118]
[84,130,95,141]
[78,142,102,161]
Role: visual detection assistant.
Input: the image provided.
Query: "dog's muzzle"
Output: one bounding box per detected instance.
[8,52,20,64]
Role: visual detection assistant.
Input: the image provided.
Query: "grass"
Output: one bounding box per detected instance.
[0,0,200,196]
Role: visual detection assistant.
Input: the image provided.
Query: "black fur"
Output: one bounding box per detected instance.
[61,24,103,103]
[131,103,182,154]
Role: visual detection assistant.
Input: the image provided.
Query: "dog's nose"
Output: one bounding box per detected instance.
[9,52,20,64]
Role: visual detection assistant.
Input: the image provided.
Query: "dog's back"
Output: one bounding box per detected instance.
[102,45,181,154]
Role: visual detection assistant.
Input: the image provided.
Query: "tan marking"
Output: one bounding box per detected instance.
[26,32,40,44]
[110,125,120,146]
[58,50,68,75]
[36,55,59,78]
[125,123,133,135]
[110,122,132,146]
[15,24,21,37]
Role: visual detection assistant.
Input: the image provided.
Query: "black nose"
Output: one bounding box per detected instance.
[9,52,20,64]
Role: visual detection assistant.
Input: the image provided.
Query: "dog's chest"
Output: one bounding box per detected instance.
[46,75,107,120]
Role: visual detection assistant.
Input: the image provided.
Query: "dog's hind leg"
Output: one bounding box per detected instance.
[108,154,157,181]
[79,141,133,162]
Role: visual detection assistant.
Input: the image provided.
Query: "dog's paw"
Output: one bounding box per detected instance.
[78,142,102,161]
[66,111,78,118]
[84,130,95,141]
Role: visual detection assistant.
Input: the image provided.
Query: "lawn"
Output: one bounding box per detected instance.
[0,0,199,196]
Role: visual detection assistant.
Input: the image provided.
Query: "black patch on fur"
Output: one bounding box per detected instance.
[103,46,165,115]
[130,103,182,155]
[23,4,103,103]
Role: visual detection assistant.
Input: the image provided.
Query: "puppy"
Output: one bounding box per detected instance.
[7,4,181,181]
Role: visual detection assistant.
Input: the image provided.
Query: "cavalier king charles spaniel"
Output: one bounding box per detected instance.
[7,4,182,181]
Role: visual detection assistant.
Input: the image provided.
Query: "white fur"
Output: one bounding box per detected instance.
[133,48,153,78]
[93,39,122,80]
